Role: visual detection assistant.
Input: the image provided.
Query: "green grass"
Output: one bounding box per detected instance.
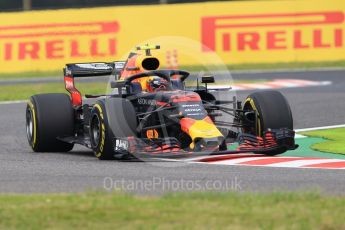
[0,82,109,101]
[0,192,344,229]
[0,70,62,79]
[1,60,345,79]
[300,128,345,155]
[183,60,345,72]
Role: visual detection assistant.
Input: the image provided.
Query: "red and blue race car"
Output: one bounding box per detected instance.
[26,45,297,160]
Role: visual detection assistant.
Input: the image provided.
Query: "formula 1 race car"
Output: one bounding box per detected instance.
[26,44,298,160]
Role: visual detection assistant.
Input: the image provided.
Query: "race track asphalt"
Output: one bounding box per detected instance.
[232,69,345,129]
[0,69,344,194]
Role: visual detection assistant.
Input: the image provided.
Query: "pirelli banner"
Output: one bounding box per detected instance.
[0,0,344,73]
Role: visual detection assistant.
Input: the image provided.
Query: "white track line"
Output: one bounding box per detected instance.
[203,67,345,75]
[231,79,331,91]
[267,159,342,168]
[296,124,345,132]
[294,124,345,138]
[295,134,307,139]
[0,96,93,105]
[207,156,266,165]
[191,155,345,169]
[0,100,27,105]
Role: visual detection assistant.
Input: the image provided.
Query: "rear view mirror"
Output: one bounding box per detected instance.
[110,81,126,88]
[201,76,215,84]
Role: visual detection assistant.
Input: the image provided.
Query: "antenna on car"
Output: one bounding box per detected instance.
[136,44,160,56]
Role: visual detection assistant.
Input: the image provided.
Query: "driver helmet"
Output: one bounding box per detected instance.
[133,76,154,92]
[146,77,169,92]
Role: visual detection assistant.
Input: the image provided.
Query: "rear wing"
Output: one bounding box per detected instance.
[63,61,126,107]
[64,61,126,77]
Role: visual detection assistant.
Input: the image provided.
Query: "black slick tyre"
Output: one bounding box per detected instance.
[26,93,74,152]
[243,90,293,155]
[89,98,137,160]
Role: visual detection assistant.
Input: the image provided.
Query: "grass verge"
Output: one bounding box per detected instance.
[0,70,62,79]
[0,82,108,101]
[300,128,345,155]
[185,60,345,72]
[0,192,344,229]
[1,60,345,79]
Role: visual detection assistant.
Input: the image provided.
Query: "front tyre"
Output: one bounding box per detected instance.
[90,98,137,160]
[243,90,293,155]
[89,101,114,160]
[26,93,74,152]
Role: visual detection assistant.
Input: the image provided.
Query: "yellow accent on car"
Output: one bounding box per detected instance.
[136,44,160,51]
[188,120,223,142]
[93,104,105,158]
[189,142,195,150]
[94,104,104,119]
[244,98,261,136]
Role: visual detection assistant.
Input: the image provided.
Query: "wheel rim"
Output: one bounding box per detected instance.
[243,100,261,136]
[91,114,101,147]
[26,107,34,144]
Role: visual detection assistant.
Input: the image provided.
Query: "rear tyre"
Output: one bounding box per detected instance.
[243,90,293,155]
[26,93,74,152]
[90,98,137,160]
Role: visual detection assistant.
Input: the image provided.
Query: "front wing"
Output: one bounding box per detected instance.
[112,128,298,159]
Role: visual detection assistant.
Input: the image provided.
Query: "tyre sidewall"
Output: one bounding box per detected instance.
[90,98,138,160]
[27,94,74,152]
[244,90,293,136]
[26,100,38,151]
[90,101,115,160]
[243,90,293,155]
